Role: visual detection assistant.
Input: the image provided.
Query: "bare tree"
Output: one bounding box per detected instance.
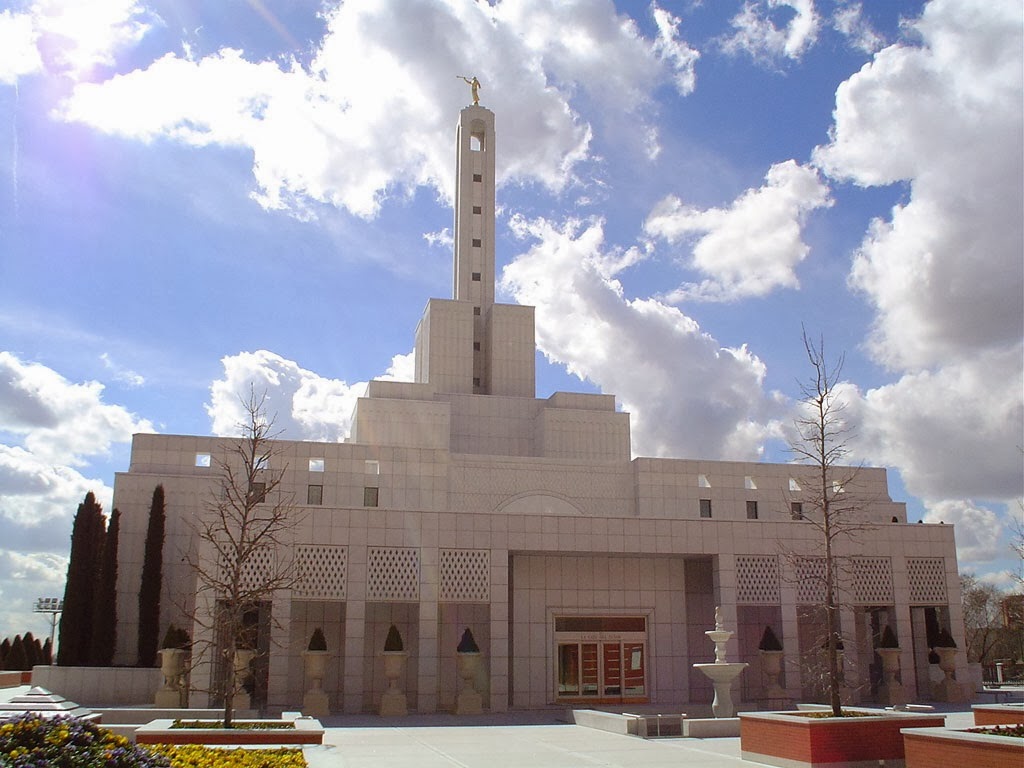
[787,331,874,716]
[184,390,302,726]
[960,573,1006,664]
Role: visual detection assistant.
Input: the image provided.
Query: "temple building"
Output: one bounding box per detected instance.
[110,101,966,714]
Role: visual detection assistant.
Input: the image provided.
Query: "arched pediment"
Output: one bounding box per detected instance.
[496,492,583,516]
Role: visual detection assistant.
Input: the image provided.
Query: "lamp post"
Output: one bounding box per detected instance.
[34,597,63,664]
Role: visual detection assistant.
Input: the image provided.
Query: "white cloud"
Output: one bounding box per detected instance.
[0,351,153,466]
[0,10,43,83]
[501,215,776,460]
[721,0,821,64]
[922,500,1006,564]
[0,0,151,83]
[207,349,416,442]
[814,0,1023,370]
[0,444,108,528]
[853,349,1024,501]
[645,160,832,301]
[809,0,1023,511]
[59,0,700,219]
[832,2,885,54]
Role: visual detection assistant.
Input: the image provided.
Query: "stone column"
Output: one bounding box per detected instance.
[712,554,740,660]
[342,544,367,713]
[267,593,291,709]
[418,545,439,713]
[489,548,509,712]
[779,571,801,700]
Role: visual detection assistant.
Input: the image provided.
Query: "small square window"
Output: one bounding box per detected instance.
[473,173,482,182]
[833,481,845,494]
[249,482,266,504]
[309,458,324,472]
[254,455,268,471]
[744,475,757,490]
[471,272,481,281]
[364,486,379,507]
[473,306,481,316]
[746,500,758,520]
[791,502,804,520]
[472,205,482,214]
[365,459,380,475]
[473,377,481,387]
[195,452,211,468]
[307,485,323,505]
[699,499,712,518]
[789,477,802,492]
[472,238,482,247]
[473,342,481,351]
[698,473,711,488]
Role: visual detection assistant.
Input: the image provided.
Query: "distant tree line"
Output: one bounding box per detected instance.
[0,633,51,671]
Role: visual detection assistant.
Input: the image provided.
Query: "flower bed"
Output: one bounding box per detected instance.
[136,719,323,746]
[0,714,308,767]
[739,708,945,768]
[903,725,1023,768]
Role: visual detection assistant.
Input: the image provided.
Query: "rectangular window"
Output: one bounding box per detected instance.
[473,173,482,182]
[472,205,482,214]
[471,272,481,281]
[254,455,268,471]
[744,475,757,490]
[699,499,712,518]
[365,460,380,475]
[473,306,481,315]
[791,502,804,520]
[308,458,324,472]
[472,238,482,247]
[473,377,481,387]
[363,486,379,507]
[746,500,758,519]
[249,482,266,504]
[473,342,481,351]
[307,485,323,505]
[698,473,711,488]
[195,452,211,468]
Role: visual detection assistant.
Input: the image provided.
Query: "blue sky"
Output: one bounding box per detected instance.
[0,0,1021,638]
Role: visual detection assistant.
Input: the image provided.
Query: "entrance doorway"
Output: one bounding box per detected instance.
[554,616,647,703]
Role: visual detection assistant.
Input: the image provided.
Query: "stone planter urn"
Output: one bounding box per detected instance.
[232,648,255,711]
[380,651,409,716]
[155,647,186,707]
[759,649,786,700]
[302,650,330,717]
[876,647,906,706]
[455,652,483,715]
[932,646,964,701]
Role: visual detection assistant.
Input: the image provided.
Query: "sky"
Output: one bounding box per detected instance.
[0,0,1021,640]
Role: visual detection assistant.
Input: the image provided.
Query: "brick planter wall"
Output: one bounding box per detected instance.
[974,704,1024,726]
[739,710,945,767]
[903,727,1023,768]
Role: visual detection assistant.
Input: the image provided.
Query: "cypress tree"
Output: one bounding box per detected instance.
[137,485,165,667]
[58,492,106,665]
[90,508,120,665]
[6,635,27,671]
[22,632,39,668]
[42,637,52,665]
[0,638,9,667]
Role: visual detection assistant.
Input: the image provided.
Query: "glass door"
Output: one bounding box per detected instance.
[554,616,647,702]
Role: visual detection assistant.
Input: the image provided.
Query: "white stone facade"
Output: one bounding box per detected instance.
[110,105,965,713]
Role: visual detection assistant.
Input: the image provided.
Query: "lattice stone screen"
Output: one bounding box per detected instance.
[366,547,420,601]
[440,548,490,602]
[294,545,347,600]
[218,547,276,592]
[908,557,947,604]
[851,557,893,605]
[796,557,826,604]
[736,555,780,604]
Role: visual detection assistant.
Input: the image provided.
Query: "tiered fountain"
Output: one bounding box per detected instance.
[692,607,748,718]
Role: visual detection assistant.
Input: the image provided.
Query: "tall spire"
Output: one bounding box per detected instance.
[453,106,496,389]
